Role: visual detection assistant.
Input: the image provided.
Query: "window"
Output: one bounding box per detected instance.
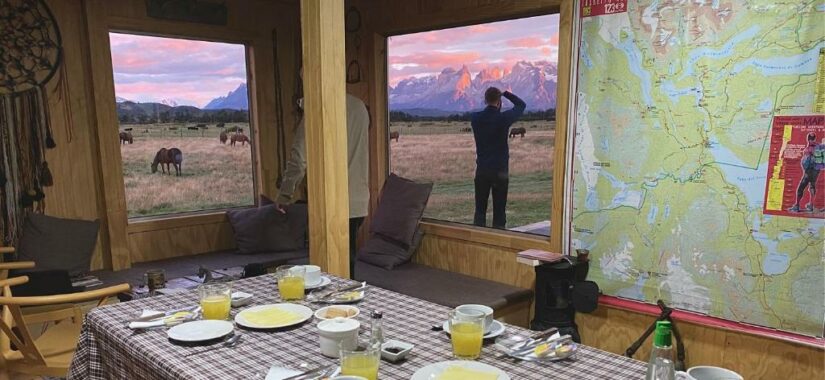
[387,14,559,236]
[109,33,254,218]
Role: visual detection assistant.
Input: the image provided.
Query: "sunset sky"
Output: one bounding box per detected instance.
[388,14,560,86]
[109,33,247,107]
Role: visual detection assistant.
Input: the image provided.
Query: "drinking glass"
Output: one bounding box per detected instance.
[448,309,484,360]
[198,282,231,320]
[340,345,380,380]
[275,265,306,301]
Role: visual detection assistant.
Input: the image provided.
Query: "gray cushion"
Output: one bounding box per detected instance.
[17,214,99,277]
[354,260,533,310]
[227,204,307,254]
[369,174,432,247]
[357,229,423,270]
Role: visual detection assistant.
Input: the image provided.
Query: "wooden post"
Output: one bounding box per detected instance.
[300,0,350,277]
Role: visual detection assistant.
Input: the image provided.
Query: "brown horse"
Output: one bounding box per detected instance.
[219,131,228,144]
[119,131,133,144]
[151,148,183,176]
[230,132,249,146]
[390,131,400,142]
[509,127,526,138]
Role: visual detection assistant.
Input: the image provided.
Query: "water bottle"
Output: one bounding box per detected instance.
[369,311,384,348]
[645,321,676,380]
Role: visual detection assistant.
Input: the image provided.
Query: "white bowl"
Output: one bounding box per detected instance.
[314,305,360,320]
[381,339,414,362]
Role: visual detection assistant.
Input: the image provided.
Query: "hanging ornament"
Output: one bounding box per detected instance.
[0,0,63,245]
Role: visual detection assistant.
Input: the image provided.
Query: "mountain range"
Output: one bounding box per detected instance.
[204,83,249,110]
[389,60,557,114]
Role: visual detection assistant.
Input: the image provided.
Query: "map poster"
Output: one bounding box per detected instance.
[580,0,627,18]
[763,115,825,219]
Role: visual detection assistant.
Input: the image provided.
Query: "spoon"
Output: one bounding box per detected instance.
[184,334,242,356]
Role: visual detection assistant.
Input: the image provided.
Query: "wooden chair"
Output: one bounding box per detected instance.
[0,268,130,378]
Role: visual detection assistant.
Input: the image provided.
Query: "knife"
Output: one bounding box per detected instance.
[282,365,333,380]
[314,282,366,301]
[512,327,558,350]
[510,334,572,357]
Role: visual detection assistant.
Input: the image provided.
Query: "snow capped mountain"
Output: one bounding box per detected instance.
[390,61,557,113]
[159,98,180,107]
[115,96,131,103]
[204,83,249,110]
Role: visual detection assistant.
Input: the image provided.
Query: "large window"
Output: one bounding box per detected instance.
[387,14,559,236]
[109,33,254,218]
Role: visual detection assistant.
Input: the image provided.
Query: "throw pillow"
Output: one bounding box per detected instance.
[227,204,307,254]
[369,174,432,247]
[17,214,100,277]
[357,228,424,270]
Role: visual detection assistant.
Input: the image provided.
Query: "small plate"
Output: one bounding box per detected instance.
[167,320,234,343]
[235,304,313,329]
[442,320,505,339]
[305,276,332,290]
[314,305,360,320]
[411,361,509,380]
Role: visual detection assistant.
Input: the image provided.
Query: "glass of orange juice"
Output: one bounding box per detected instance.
[275,265,305,301]
[340,345,380,380]
[198,282,231,320]
[448,309,484,360]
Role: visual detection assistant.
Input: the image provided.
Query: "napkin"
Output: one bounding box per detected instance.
[128,308,198,329]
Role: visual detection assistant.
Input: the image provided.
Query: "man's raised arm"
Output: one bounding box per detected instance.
[502,91,526,124]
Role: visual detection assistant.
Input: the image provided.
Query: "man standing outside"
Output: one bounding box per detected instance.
[276,70,370,278]
[471,87,526,229]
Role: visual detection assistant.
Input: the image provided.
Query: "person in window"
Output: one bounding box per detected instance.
[789,132,821,212]
[471,87,526,229]
[276,69,370,279]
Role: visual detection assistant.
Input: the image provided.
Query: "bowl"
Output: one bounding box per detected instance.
[230,291,253,307]
[380,339,414,362]
[314,305,360,320]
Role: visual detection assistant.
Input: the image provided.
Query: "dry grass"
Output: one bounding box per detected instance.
[120,124,254,218]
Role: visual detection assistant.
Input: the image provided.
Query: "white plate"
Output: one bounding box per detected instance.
[411,361,510,380]
[167,320,234,342]
[442,320,505,339]
[235,303,313,329]
[305,276,332,290]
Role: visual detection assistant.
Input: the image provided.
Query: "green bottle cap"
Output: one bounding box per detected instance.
[653,320,672,347]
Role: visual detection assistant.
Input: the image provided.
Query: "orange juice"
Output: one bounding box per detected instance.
[278,276,305,301]
[201,295,230,320]
[450,322,483,359]
[341,354,379,380]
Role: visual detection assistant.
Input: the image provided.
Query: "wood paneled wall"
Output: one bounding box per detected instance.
[37,0,303,269]
[346,0,825,378]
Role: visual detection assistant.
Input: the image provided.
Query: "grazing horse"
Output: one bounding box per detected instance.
[230,132,249,146]
[119,131,133,144]
[390,131,400,142]
[460,127,471,133]
[216,122,225,128]
[151,147,183,176]
[509,127,526,138]
[219,131,228,144]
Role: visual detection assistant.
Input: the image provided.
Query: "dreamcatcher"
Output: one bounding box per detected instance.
[0,0,63,245]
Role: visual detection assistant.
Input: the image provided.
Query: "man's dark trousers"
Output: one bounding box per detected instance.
[474,168,509,229]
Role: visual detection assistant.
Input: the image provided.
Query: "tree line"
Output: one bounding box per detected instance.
[117,108,249,124]
[389,108,556,122]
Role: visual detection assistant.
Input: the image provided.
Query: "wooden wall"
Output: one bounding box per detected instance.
[347,0,825,378]
[35,0,303,269]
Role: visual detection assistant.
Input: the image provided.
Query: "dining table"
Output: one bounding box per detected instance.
[67,273,646,379]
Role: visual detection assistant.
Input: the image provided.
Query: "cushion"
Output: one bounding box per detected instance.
[354,261,533,310]
[227,204,308,254]
[17,214,99,277]
[357,229,423,270]
[369,174,432,247]
[259,194,275,206]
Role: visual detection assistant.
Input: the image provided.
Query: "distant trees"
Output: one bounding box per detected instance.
[116,104,249,125]
[389,109,556,123]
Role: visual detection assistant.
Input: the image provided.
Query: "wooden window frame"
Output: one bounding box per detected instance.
[371,2,574,253]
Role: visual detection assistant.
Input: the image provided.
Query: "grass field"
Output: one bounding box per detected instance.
[390,120,555,230]
[119,123,254,218]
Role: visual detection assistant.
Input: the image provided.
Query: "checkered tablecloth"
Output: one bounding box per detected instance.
[67,274,645,379]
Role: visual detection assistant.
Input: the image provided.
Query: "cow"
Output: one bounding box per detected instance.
[509,127,526,138]
[195,123,207,129]
[460,127,471,133]
[219,131,228,144]
[390,131,400,142]
[216,123,225,128]
[119,131,133,144]
[187,126,200,131]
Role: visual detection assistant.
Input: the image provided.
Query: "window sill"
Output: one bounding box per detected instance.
[419,219,554,252]
[127,210,238,233]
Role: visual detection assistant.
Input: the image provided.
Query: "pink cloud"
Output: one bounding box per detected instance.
[507,36,545,48]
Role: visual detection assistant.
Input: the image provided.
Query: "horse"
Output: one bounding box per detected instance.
[151,147,183,176]
[509,127,526,138]
[230,133,249,146]
[460,127,472,133]
[119,131,133,144]
[216,122,225,128]
[219,131,228,144]
[390,131,400,142]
